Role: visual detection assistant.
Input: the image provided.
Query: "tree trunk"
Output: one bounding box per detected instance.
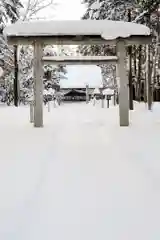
[13,45,19,107]
[113,65,117,105]
[137,45,142,101]
[133,46,137,79]
[158,7,160,71]
[144,46,147,103]
[152,37,158,94]
[133,45,137,101]
[128,46,133,109]
[146,44,152,110]
[128,9,133,110]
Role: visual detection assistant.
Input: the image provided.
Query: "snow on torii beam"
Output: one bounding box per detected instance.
[4,20,151,46]
[3,20,151,128]
[42,56,118,65]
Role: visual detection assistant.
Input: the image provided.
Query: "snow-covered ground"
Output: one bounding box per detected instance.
[0,101,160,240]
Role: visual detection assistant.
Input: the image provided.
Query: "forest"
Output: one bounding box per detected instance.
[80,0,160,110]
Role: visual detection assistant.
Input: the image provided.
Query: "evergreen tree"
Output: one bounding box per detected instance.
[43,45,67,90]
[0,0,23,105]
[18,44,68,104]
[2,0,23,23]
[81,0,160,99]
[0,1,69,105]
[81,0,137,86]
[83,0,136,21]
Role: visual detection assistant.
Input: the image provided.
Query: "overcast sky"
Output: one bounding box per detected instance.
[21,0,86,20]
[61,66,102,88]
[53,0,85,20]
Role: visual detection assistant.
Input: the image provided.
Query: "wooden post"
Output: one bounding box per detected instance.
[113,84,117,106]
[144,46,147,103]
[53,98,56,108]
[93,96,96,106]
[33,40,43,127]
[112,95,115,105]
[86,84,89,103]
[30,101,34,123]
[101,97,104,108]
[13,45,19,107]
[116,64,120,90]
[48,101,50,112]
[112,65,117,106]
[117,40,129,126]
[115,64,119,105]
[107,99,110,108]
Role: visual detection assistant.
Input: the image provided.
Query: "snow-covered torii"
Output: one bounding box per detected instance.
[4,20,151,127]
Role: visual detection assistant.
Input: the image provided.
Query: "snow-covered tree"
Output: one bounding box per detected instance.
[43,45,67,90]
[81,0,160,101]
[83,0,137,21]
[17,44,73,103]
[0,0,23,104]
[0,0,70,104]
[0,0,23,64]
[17,0,70,103]
[2,0,23,23]
[80,0,140,87]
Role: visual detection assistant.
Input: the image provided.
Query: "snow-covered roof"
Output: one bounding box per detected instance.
[4,20,150,42]
[103,88,114,95]
[93,88,101,94]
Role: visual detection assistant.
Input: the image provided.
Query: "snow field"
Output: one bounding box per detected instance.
[0,102,160,240]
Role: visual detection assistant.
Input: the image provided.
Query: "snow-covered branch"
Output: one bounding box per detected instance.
[132,2,160,23]
[132,10,148,23]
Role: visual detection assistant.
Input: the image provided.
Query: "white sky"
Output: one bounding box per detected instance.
[53,0,86,20]
[61,66,102,88]
[21,0,102,87]
[21,0,86,20]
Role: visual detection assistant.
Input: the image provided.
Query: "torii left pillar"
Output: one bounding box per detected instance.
[33,40,43,127]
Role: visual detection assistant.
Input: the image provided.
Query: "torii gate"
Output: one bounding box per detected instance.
[4,20,151,127]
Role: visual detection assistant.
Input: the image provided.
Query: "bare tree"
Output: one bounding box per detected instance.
[21,0,57,21]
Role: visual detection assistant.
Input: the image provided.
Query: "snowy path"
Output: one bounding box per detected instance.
[0,102,160,240]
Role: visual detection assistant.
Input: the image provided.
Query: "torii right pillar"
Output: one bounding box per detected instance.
[117,40,129,126]
[33,40,43,127]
